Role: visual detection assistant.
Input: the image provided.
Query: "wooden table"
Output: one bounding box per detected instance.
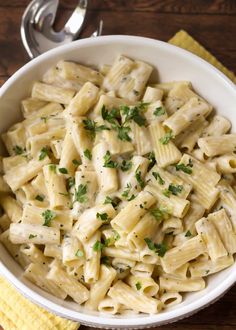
[0,1,236,329]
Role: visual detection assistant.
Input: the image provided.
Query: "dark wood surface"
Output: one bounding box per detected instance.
[0,1,236,329]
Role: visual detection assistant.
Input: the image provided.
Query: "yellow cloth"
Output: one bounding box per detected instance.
[0,29,235,330]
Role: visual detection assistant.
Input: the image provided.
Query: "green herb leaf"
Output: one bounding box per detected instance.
[116,125,132,142]
[135,168,145,189]
[159,130,174,145]
[72,159,80,166]
[96,212,109,221]
[104,196,120,208]
[152,172,165,185]
[92,240,104,252]
[83,149,92,160]
[150,207,168,221]
[113,230,120,241]
[28,234,37,239]
[35,194,45,202]
[121,183,132,199]
[185,230,192,237]
[67,177,75,190]
[135,281,142,290]
[83,119,110,138]
[59,167,68,174]
[127,194,136,201]
[41,116,48,123]
[103,151,119,168]
[168,184,183,196]
[163,189,171,198]
[120,159,132,172]
[176,159,193,174]
[49,164,56,173]
[101,256,111,266]
[75,249,84,257]
[144,237,167,257]
[101,105,120,125]
[74,184,88,203]
[39,146,50,160]
[147,151,156,171]
[13,145,24,155]
[154,106,166,116]
[121,103,147,127]
[42,209,56,226]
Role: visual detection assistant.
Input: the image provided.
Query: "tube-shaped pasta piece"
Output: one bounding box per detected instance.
[93,94,132,115]
[215,154,236,173]
[20,244,49,265]
[9,223,60,245]
[2,155,27,173]
[161,235,206,273]
[66,82,99,116]
[159,276,205,292]
[93,142,118,193]
[202,115,231,137]
[130,263,154,277]
[0,214,11,231]
[102,129,134,155]
[24,263,67,299]
[31,82,75,104]
[83,231,101,283]
[103,247,140,262]
[73,204,116,242]
[21,204,73,231]
[127,213,160,250]
[3,156,50,191]
[162,217,183,235]
[44,244,62,259]
[144,100,167,124]
[160,292,182,308]
[50,139,63,160]
[0,195,22,223]
[98,297,121,314]
[21,98,48,118]
[131,122,152,155]
[149,121,181,168]
[58,131,80,174]
[2,123,26,155]
[198,134,236,157]
[0,176,10,193]
[143,86,164,103]
[126,275,159,297]
[111,191,156,233]
[164,83,196,114]
[43,164,70,209]
[195,217,227,261]
[189,254,234,278]
[217,181,236,232]
[164,97,211,135]
[57,60,103,86]
[175,154,220,209]
[47,264,89,304]
[208,209,236,254]
[108,280,162,314]
[62,234,85,267]
[85,265,117,310]
[153,81,192,96]
[145,184,190,219]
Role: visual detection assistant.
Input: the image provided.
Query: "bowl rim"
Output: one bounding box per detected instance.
[0,34,236,328]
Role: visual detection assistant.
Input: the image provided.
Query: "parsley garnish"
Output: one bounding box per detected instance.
[103,151,119,168]
[163,189,171,198]
[168,184,183,196]
[144,238,167,257]
[49,164,56,173]
[83,149,92,160]
[35,194,45,202]
[101,256,111,266]
[72,159,80,166]
[74,184,88,203]
[13,145,24,155]
[93,240,104,252]
[150,207,168,221]
[101,106,120,125]
[96,212,109,221]
[159,130,174,145]
[116,126,132,141]
[147,151,156,171]
[152,172,165,185]
[29,234,37,239]
[113,230,120,241]
[83,119,110,138]
[104,196,120,208]
[135,168,145,189]
[67,177,75,190]
[176,159,193,174]
[120,159,132,172]
[39,146,50,160]
[75,249,84,257]
[59,167,68,174]
[42,209,56,226]
[185,230,192,237]
[154,106,166,116]
[121,183,132,199]
[121,103,148,127]
[135,282,142,290]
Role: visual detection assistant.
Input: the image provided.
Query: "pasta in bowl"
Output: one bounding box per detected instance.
[0,35,236,328]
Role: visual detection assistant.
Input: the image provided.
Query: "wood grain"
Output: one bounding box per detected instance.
[0,1,236,330]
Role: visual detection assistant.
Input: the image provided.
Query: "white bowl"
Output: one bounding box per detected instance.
[0,35,236,329]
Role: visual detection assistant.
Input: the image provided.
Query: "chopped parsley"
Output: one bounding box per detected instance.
[103,151,119,168]
[120,159,132,172]
[49,164,56,173]
[150,207,169,221]
[185,230,192,237]
[72,159,80,166]
[116,125,132,142]
[154,106,166,116]
[135,282,142,290]
[58,167,68,174]
[93,240,104,252]
[168,184,183,196]
[74,184,88,203]
[42,209,56,226]
[35,194,45,202]
[144,238,167,257]
[121,183,132,198]
[101,256,111,266]
[83,149,92,160]
[152,172,165,185]
[28,234,37,239]
[83,118,110,138]
[75,249,84,257]
[147,151,156,171]
[113,230,120,241]
[135,168,145,189]
[96,212,109,221]
[176,159,193,174]
[163,189,171,198]
[67,177,75,190]
[159,130,174,145]
[13,145,24,155]
[121,103,148,127]
[39,146,50,160]
[104,196,120,208]
[101,106,120,125]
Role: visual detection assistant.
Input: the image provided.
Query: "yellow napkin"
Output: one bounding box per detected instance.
[0,29,235,330]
